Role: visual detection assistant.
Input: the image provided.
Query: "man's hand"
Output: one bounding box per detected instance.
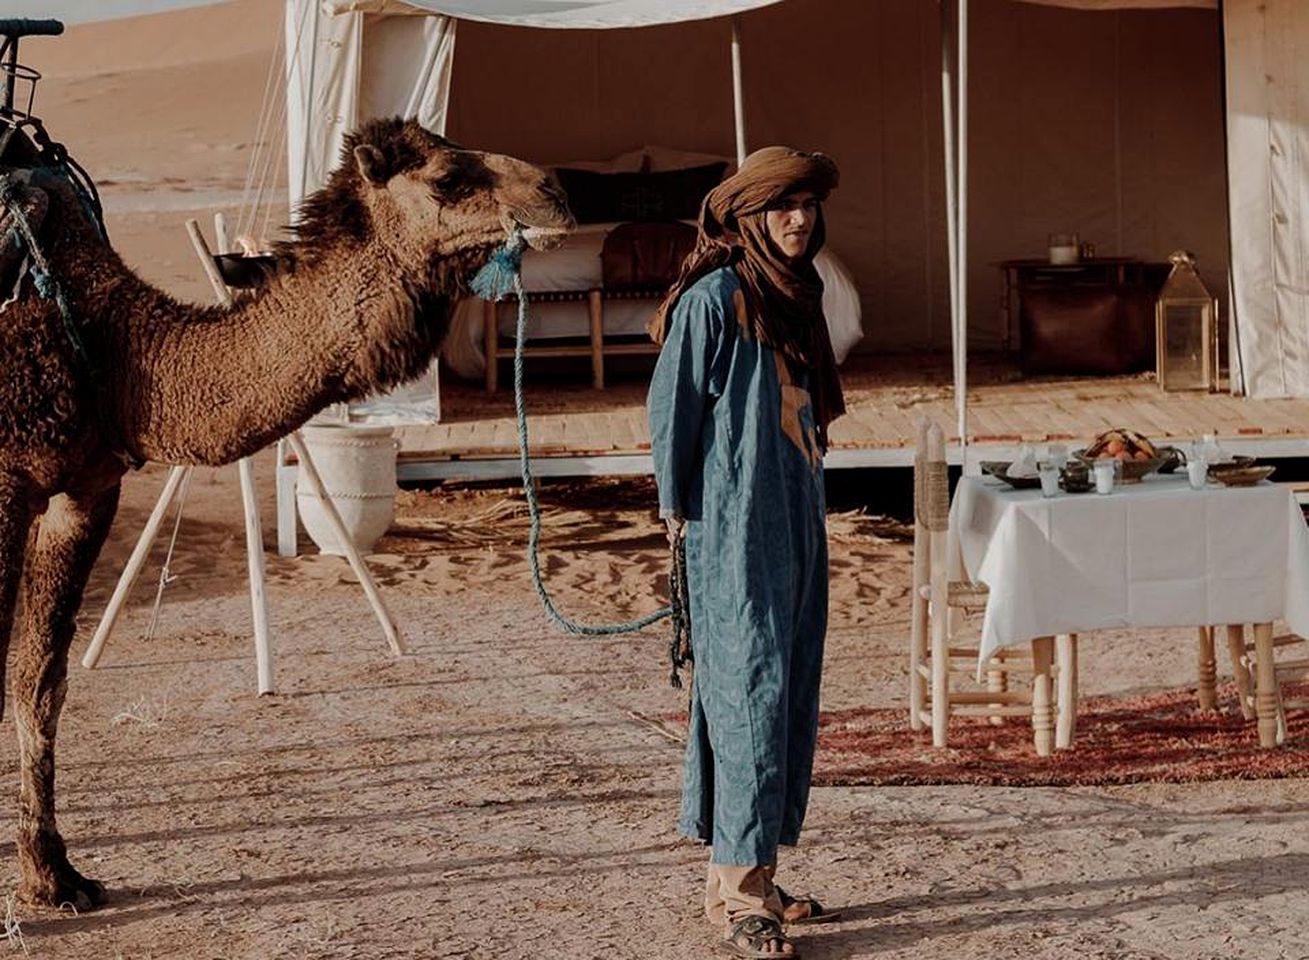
[665,516,686,547]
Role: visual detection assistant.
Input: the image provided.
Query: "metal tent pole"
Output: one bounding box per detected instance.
[956,0,970,467]
[940,1,960,457]
[731,16,747,166]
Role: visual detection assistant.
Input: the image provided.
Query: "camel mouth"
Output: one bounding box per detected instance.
[520,223,572,251]
[506,209,574,252]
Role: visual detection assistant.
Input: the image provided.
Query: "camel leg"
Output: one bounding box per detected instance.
[14,484,119,908]
[0,476,33,721]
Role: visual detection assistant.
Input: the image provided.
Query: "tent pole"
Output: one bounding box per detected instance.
[956,0,969,467]
[295,0,320,217]
[940,1,960,460]
[731,16,747,166]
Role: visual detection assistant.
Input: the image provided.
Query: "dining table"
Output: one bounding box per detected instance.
[949,469,1309,754]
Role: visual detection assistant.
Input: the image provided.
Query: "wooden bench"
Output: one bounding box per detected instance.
[482,286,665,392]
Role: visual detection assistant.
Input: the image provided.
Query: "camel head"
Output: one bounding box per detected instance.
[293,117,572,283]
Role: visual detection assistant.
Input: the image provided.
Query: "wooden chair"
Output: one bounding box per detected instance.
[908,419,1078,754]
[1196,625,1257,718]
[1218,625,1307,744]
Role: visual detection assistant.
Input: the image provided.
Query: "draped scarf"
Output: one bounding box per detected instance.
[650,145,844,449]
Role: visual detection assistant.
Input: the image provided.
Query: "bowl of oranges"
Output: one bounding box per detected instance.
[1073,429,1168,484]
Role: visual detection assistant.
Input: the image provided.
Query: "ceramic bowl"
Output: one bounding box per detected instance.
[1073,450,1166,484]
[1210,464,1275,487]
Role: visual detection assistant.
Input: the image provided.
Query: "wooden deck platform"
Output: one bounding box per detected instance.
[394,355,1309,481]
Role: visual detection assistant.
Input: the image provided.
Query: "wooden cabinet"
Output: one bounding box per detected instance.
[997,258,1168,375]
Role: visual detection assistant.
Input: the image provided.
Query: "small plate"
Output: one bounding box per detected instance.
[1206,456,1256,479]
[1212,465,1275,487]
[994,465,1042,489]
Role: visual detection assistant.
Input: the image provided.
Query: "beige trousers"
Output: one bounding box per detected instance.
[705,861,784,927]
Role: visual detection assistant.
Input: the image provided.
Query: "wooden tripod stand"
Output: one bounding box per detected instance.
[82,217,406,693]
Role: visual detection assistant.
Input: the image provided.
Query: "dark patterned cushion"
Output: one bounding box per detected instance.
[554,162,728,224]
[601,220,698,291]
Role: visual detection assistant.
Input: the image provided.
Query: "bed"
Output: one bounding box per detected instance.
[440,221,864,383]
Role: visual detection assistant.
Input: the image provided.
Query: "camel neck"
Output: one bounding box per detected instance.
[104,248,448,466]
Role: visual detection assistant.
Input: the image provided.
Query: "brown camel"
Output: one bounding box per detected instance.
[0,116,572,908]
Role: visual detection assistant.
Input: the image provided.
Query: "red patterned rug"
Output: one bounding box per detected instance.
[814,685,1309,787]
[656,685,1309,787]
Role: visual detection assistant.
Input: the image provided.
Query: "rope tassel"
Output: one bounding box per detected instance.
[470,231,527,302]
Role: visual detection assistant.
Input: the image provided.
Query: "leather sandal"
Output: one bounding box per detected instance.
[720,915,799,958]
[777,886,842,926]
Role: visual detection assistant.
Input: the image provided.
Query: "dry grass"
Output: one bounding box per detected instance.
[110,697,170,728]
[0,893,26,955]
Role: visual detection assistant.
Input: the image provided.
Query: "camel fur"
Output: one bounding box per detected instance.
[0,116,572,908]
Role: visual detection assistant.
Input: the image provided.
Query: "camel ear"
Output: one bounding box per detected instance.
[353,145,389,185]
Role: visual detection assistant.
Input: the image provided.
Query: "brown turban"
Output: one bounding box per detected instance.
[649,146,844,450]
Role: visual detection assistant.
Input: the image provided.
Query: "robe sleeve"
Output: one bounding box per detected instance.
[646,287,727,520]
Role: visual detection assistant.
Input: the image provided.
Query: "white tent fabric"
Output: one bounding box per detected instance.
[1224,0,1309,398]
[327,0,783,30]
[285,0,455,206]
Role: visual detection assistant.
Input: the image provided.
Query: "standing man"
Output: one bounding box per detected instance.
[647,146,843,959]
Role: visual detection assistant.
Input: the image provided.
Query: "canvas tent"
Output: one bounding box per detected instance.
[41,1,1307,423]
[283,0,1305,429]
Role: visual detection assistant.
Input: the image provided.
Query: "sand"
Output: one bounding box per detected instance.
[3,5,1308,958]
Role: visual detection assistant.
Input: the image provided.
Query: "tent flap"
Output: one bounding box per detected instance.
[327,0,785,30]
[1225,0,1309,398]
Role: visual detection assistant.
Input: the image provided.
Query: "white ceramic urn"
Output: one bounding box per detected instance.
[296,424,398,556]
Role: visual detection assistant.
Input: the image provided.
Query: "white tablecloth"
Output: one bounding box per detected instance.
[950,474,1309,667]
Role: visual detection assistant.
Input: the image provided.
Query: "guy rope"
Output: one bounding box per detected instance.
[471,231,693,686]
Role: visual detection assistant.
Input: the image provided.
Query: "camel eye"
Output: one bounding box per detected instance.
[432,173,460,195]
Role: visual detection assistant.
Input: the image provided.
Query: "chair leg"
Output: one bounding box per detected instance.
[1225,624,1255,720]
[1196,626,1218,710]
[1055,633,1078,749]
[1031,636,1055,757]
[929,601,949,748]
[986,661,1008,726]
[909,533,928,731]
[588,289,604,390]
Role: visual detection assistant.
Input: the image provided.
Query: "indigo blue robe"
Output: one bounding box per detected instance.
[647,266,828,866]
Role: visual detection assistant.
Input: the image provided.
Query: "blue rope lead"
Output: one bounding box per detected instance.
[471,234,673,637]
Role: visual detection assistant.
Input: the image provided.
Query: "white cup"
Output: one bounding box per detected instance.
[1038,461,1060,498]
[1093,459,1116,495]
[1187,457,1208,490]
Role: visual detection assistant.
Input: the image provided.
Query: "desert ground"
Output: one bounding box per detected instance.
[2,3,1308,958]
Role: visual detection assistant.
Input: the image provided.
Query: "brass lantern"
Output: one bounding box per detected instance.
[1155,250,1219,392]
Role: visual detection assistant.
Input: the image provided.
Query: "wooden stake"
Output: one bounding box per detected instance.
[83,466,190,669]
[287,431,406,656]
[238,457,274,694]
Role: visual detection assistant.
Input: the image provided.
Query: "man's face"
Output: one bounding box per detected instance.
[765,191,819,259]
